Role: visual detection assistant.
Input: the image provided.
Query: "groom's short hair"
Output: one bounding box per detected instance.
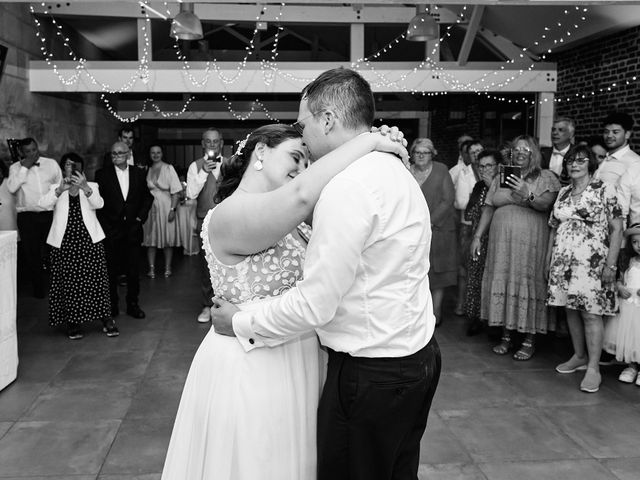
[302,68,375,131]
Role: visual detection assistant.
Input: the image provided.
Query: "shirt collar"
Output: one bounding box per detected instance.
[608,144,630,161]
[114,164,129,173]
[552,144,571,155]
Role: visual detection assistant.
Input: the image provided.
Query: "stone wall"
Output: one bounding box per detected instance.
[0,3,119,179]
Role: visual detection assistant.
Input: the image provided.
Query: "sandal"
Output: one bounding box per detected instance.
[513,339,535,361]
[492,335,513,355]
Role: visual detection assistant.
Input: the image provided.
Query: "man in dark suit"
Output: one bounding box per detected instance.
[96,141,153,320]
[541,117,575,185]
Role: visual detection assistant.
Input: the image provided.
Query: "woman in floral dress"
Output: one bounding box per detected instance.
[546,145,623,393]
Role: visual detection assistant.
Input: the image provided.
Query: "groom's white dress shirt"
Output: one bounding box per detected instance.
[233,151,435,358]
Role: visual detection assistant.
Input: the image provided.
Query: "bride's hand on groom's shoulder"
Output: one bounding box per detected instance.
[211,296,240,337]
[370,125,409,166]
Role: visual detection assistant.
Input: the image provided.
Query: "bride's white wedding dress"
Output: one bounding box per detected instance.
[161,208,324,480]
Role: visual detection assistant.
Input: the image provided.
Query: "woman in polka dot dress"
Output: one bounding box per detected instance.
[39,153,113,339]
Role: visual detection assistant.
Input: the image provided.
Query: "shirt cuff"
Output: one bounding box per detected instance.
[232,310,264,352]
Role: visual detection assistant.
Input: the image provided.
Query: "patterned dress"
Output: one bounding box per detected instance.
[49,194,111,326]
[464,181,489,320]
[162,208,323,480]
[481,170,561,334]
[547,179,622,315]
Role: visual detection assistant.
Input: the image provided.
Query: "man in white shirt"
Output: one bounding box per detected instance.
[186,128,225,323]
[7,137,62,297]
[541,117,575,182]
[212,68,441,480]
[595,112,640,187]
[448,133,473,185]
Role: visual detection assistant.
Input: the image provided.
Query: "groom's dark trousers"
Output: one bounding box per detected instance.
[317,337,441,480]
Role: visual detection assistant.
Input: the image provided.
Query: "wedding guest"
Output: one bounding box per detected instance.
[410,138,456,326]
[547,145,623,393]
[595,112,640,186]
[471,135,560,360]
[186,128,225,323]
[96,141,153,319]
[465,150,501,336]
[7,138,62,298]
[541,117,575,183]
[587,136,607,165]
[39,153,114,339]
[0,160,17,231]
[454,139,483,315]
[143,144,183,278]
[603,224,640,385]
[175,175,199,256]
[449,133,473,185]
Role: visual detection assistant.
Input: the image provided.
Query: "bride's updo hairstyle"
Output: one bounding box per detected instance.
[215,124,301,203]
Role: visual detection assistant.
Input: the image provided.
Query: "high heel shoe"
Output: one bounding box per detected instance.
[147,266,155,278]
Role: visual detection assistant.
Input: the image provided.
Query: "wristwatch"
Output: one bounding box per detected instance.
[527,191,535,203]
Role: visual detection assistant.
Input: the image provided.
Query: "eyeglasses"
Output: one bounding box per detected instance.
[413,151,433,157]
[564,156,589,166]
[203,138,221,145]
[292,111,321,136]
[111,150,130,157]
[512,147,531,154]
[478,164,497,170]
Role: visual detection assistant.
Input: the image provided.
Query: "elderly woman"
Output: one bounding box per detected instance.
[464,150,501,336]
[39,153,114,339]
[471,135,561,360]
[546,145,623,393]
[409,138,457,326]
[143,144,183,278]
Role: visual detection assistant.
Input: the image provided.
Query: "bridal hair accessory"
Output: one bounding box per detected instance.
[234,133,252,158]
[253,155,264,171]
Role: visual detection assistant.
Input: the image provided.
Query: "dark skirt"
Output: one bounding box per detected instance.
[49,195,111,326]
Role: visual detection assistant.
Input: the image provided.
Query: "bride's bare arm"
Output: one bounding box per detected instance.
[211,131,407,256]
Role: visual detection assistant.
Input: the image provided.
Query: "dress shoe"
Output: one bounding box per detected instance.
[126,304,146,319]
[197,307,211,323]
[466,318,483,336]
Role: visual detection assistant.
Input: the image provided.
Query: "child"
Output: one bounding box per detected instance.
[604,223,640,385]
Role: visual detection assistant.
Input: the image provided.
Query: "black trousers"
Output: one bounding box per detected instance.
[104,226,141,307]
[17,211,53,296]
[318,337,441,480]
[196,217,214,308]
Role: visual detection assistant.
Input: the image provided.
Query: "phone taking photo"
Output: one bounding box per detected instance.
[499,165,522,188]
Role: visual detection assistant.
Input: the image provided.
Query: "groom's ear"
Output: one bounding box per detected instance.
[321,110,337,135]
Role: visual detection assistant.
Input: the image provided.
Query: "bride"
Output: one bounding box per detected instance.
[161,123,406,480]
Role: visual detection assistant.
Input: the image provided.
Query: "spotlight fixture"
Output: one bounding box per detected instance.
[172,3,203,41]
[406,5,439,42]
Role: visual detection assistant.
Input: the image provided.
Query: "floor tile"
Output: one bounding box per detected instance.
[100,416,173,475]
[479,459,618,479]
[15,350,73,382]
[418,462,487,480]
[502,369,622,407]
[419,412,472,465]
[143,350,197,382]
[441,407,589,463]
[125,377,185,419]
[23,380,138,421]
[544,403,640,458]
[53,350,154,384]
[0,476,95,480]
[601,457,640,480]
[99,475,161,480]
[0,421,13,439]
[0,382,48,421]
[432,372,527,411]
[0,420,120,476]
[439,344,492,374]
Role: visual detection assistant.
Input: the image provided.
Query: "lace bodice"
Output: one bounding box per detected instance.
[201,208,310,304]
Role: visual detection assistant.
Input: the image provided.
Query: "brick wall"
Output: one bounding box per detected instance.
[552,25,640,149]
[0,4,119,179]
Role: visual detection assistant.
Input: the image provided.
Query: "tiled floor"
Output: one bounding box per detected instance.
[1,255,639,480]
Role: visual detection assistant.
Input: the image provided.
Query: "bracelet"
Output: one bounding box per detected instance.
[170,207,176,212]
[604,264,616,272]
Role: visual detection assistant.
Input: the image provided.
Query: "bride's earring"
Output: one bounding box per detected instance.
[253,155,263,171]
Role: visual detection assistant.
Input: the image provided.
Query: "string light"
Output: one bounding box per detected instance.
[32,2,634,116]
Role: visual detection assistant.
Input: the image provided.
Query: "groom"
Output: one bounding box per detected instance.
[212,68,441,480]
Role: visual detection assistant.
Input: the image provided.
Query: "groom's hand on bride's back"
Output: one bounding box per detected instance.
[371,125,409,167]
[211,296,240,337]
